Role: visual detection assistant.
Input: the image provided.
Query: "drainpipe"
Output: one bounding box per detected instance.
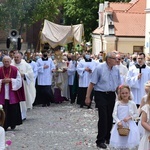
[100,34,103,52]
[115,36,118,51]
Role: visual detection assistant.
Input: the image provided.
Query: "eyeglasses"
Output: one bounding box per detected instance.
[137,58,144,60]
[117,58,121,61]
[109,57,117,60]
[109,57,120,61]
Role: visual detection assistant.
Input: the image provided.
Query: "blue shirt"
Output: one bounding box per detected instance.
[91,62,121,91]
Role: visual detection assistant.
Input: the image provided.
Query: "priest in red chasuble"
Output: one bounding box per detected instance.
[0,56,25,131]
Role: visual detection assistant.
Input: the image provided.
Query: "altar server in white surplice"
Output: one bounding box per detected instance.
[76,51,97,108]
[67,54,77,104]
[35,49,56,107]
[126,52,150,106]
[12,52,36,120]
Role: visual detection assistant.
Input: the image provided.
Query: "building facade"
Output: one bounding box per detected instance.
[92,0,147,55]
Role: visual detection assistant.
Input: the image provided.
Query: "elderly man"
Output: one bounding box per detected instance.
[12,52,36,120]
[85,52,121,149]
[0,56,25,130]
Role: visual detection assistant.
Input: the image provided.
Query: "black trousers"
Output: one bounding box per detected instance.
[34,85,54,105]
[69,85,77,103]
[3,100,22,130]
[77,87,94,106]
[95,91,116,144]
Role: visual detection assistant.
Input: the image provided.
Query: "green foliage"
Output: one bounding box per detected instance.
[109,0,130,2]
[0,0,131,39]
[63,0,130,41]
[0,0,62,33]
[63,0,104,41]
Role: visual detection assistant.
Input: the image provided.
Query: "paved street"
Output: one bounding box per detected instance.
[5,101,110,150]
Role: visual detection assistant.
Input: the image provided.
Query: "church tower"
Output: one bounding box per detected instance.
[145,0,150,54]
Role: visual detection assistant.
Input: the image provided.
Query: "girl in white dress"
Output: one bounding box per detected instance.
[110,85,140,149]
[138,81,150,138]
[0,105,5,150]
[138,89,150,150]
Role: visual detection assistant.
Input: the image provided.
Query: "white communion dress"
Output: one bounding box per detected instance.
[138,95,147,138]
[138,104,150,150]
[110,102,140,149]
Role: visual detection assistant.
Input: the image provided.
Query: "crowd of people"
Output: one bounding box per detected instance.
[0,48,150,149]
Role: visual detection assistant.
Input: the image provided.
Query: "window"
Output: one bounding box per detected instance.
[133,46,143,54]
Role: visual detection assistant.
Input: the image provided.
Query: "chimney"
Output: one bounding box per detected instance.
[98,3,104,28]
[104,1,109,9]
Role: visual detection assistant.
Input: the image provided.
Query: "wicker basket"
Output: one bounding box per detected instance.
[118,127,130,136]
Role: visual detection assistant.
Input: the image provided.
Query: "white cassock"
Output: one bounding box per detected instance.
[12,60,36,120]
[126,65,150,105]
[29,61,38,85]
[67,60,77,86]
[116,63,128,84]
[77,59,97,87]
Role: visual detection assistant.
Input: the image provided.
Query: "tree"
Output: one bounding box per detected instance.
[109,0,130,1]
[63,0,130,41]
[0,0,63,33]
[63,0,104,41]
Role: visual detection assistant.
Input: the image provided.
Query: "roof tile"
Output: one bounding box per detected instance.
[109,3,132,12]
[94,0,146,37]
[127,0,145,13]
[113,12,145,36]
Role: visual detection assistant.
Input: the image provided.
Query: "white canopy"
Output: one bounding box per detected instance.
[40,19,84,48]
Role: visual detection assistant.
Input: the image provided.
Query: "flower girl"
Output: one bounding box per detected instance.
[109,85,140,149]
[0,105,5,150]
[138,87,150,150]
[138,81,150,138]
